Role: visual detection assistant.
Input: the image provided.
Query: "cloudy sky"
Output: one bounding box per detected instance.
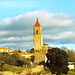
[0,0,75,50]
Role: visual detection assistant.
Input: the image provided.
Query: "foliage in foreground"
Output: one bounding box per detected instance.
[62,69,75,75]
[0,64,25,73]
[46,48,69,75]
[0,52,31,71]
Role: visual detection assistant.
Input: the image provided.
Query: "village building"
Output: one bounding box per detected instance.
[68,62,75,69]
[0,47,18,53]
[20,52,47,63]
[0,19,51,64]
[33,18,52,53]
[20,19,51,63]
[30,18,52,63]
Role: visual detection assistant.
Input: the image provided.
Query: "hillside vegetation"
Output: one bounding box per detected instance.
[0,52,31,73]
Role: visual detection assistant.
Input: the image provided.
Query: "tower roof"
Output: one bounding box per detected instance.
[34,18,41,26]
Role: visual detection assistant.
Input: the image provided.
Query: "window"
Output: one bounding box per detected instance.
[4,49,5,52]
[36,30,38,34]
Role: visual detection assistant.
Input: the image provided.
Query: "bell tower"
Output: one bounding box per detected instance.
[33,18,43,52]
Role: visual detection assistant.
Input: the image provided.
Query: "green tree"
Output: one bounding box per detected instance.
[31,55,35,62]
[31,48,34,53]
[61,47,75,62]
[0,61,5,71]
[18,50,21,53]
[60,46,69,52]
[46,48,69,75]
[0,52,31,67]
[68,50,75,62]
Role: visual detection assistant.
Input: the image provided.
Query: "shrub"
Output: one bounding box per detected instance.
[0,52,31,67]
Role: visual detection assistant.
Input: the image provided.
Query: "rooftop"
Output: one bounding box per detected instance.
[34,18,41,26]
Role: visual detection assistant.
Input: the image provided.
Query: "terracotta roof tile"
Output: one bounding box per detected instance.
[48,46,52,48]
[20,52,37,55]
[20,51,26,54]
[43,43,48,45]
[0,52,2,53]
[34,21,41,26]
[39,53,46,55]
[10,51,16,53]
[11,49,18,51]
[0,47,6,49]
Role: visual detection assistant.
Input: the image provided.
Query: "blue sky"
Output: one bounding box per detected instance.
[0,0,75,22]
[0,0,75,50]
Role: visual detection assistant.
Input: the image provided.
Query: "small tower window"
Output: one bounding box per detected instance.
[36,30,38,34]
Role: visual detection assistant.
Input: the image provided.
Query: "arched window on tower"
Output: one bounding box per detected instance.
[36,30,38,34]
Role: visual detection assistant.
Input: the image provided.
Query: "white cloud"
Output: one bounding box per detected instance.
[0,36,33,42]
[0,42,33,50]
[0,31,9,36]
[0,10,75,50]
[44,31,75,40]
[0,18,12,26]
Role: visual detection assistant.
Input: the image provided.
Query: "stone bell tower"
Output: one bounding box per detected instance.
[33,18,43,52]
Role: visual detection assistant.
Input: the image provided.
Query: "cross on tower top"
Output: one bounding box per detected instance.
[34,18,40,26]
[37,18,38,22]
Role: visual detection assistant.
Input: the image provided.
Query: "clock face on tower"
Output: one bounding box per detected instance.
[36,30,38,34]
